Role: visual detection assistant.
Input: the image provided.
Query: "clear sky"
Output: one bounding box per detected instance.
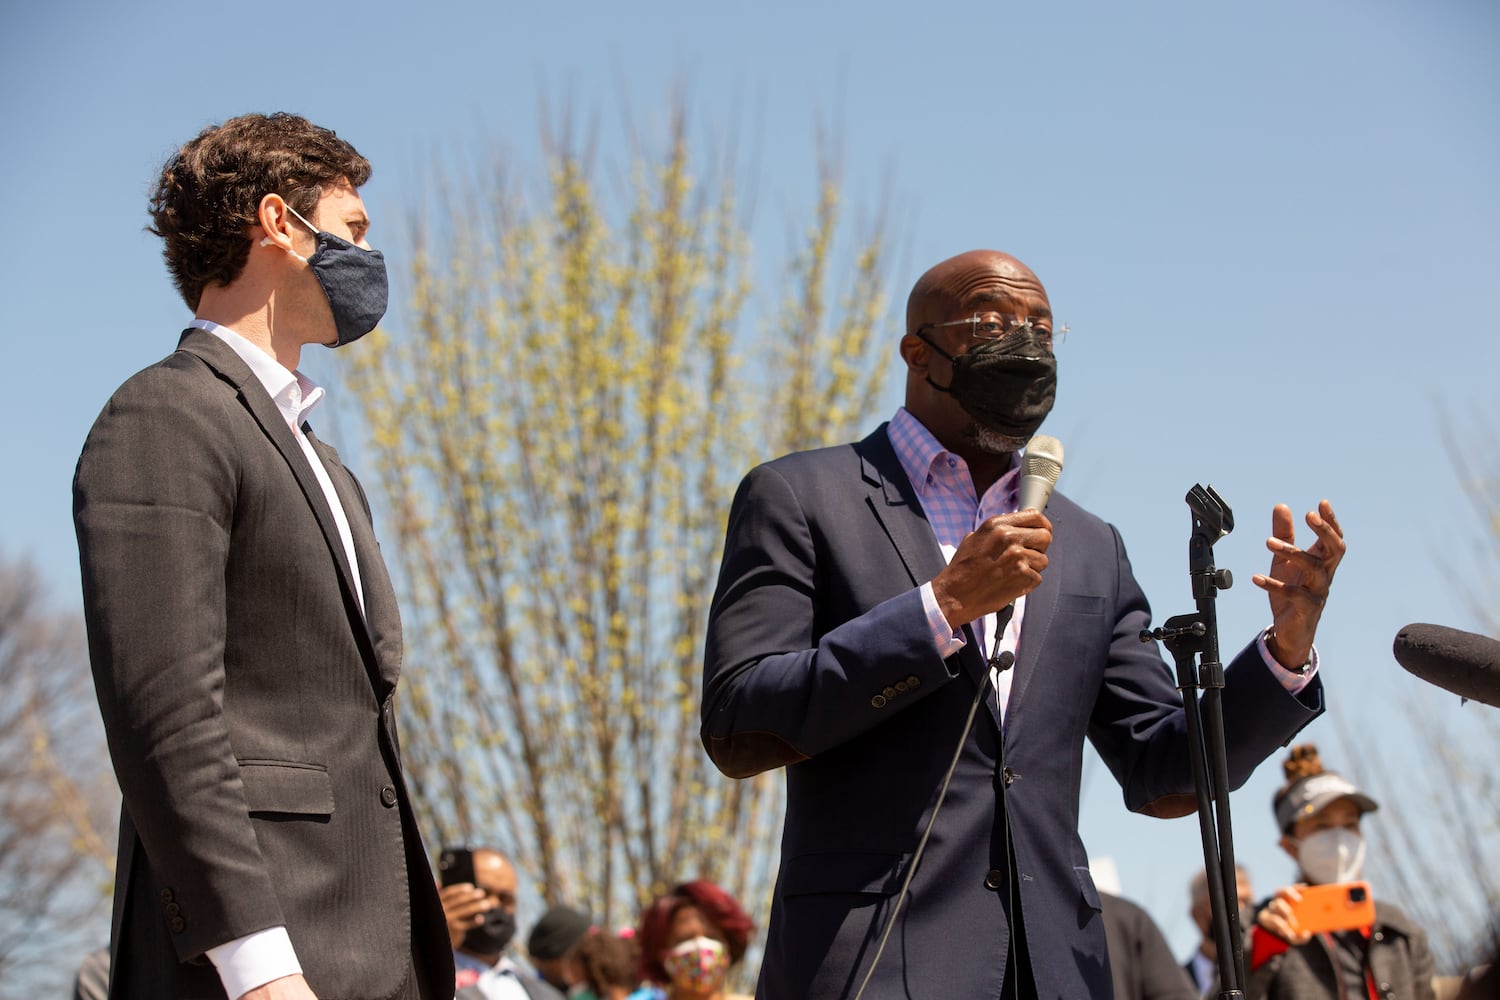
[2,0,1496,965]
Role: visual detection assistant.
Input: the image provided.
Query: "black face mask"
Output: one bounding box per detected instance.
[461,907,517,956]
[917,323,1057,440]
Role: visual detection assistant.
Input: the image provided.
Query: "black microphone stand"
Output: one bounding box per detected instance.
[1139,484,1246,999]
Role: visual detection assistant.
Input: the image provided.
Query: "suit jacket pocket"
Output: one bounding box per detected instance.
[1056,593,1105,616]
[781,850,912,898]
[238,759,335,817]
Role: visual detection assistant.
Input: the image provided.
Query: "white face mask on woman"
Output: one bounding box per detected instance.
[1296,827,1365,884]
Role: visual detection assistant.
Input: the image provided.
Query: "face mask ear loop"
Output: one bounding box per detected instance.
[258,200,318,261]
[258,235,308,264]
[282,204,321,235]
[915,328,959,394]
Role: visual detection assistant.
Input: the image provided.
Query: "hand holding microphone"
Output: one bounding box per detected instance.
[931,436,1063,630]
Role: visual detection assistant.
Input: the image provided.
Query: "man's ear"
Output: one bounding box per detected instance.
[899,333,929,374]
[256,193,297,252]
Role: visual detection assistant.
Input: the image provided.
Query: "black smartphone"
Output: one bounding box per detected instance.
[438,847,476,887]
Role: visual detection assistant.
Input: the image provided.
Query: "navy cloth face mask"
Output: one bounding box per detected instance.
[917,322,1058,440]
[280,204,389,347]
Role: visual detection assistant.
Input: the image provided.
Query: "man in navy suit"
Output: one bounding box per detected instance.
[701,249,1344,999]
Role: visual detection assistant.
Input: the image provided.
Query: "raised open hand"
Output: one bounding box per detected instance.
[1251,500,1345,669]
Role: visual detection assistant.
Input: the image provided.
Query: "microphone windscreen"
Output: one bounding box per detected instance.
[1018,435,1064,512]
[1392,623,1500,708]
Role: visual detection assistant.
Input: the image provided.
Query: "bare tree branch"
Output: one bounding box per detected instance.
[0,553,117,999]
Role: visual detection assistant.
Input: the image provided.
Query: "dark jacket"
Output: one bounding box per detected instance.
[701,426,1324,999]
[1101,893,1199,1000]
[75,331,452,998]
[1246,900,1435,1000]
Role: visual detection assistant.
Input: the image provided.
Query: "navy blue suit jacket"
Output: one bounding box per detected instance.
[701,425,1322,999]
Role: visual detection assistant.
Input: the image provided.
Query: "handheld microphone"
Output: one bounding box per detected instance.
[1392,623,1500,708]
[1018,435,1064,512]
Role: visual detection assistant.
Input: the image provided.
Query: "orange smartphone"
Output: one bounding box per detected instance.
[1286,881,1376,935]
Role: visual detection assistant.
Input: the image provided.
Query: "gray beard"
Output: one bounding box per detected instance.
[965,423,1030,456]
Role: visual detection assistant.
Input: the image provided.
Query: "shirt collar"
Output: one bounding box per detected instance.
[887,406,1019,505]
[189,318,325,430]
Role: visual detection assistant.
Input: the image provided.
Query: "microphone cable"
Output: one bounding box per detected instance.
[851,609,1014,1000]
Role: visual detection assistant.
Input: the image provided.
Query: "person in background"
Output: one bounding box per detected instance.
[578,930,657,1000]
[71,947,110,1000]
[1185,864,1253,995]
[1100,892,1199,1000]
[637,881,754,1000]
[529,905,595,998]
[1247,745,1435,1000]
[442,846,564,1000]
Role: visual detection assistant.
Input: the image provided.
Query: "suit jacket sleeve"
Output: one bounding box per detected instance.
[701,461,961,778]
[74,366,286,960]
[1086,522,1323,816]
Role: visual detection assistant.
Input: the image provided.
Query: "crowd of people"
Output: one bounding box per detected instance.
[433,852,752,1000]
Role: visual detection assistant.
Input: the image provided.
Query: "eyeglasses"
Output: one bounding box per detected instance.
[918,314,1066,346]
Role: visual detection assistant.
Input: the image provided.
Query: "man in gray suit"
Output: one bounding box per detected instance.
[74,113,452,1000]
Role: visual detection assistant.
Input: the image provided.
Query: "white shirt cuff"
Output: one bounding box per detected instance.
[1256,627,1319,693]
[206,926,302,999]
[920,581,967,659]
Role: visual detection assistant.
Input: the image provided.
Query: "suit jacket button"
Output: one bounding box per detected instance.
[894,680,909,693]
[379,785,397,807]
[984,868,1005,890]
[882,686,896,699]
[906,675,921,688]
[165,902,181,917]
[159,888,175,903]
[871,695,887,709]
[168,917,186,933]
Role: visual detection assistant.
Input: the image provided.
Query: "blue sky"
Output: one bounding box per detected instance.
[2,0,1496,963]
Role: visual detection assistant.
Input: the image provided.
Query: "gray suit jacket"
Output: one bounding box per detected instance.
[74,330,452,999]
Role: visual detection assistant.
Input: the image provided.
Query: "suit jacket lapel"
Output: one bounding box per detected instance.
[854,426,1002,733]
[307,428,404,692]
[175,330,379,670]
[1006,500,1064,735]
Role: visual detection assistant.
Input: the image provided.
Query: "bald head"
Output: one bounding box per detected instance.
[905,250,1049,336]
[472,848,519,912]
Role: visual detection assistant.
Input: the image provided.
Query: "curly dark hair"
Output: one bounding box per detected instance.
[637,879,754,985]
[147,112,371,310]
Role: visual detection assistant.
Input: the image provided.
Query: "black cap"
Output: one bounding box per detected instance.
[528,905,592,959]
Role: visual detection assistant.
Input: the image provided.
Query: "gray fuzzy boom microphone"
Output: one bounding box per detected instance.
[1392,623,1500,708]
